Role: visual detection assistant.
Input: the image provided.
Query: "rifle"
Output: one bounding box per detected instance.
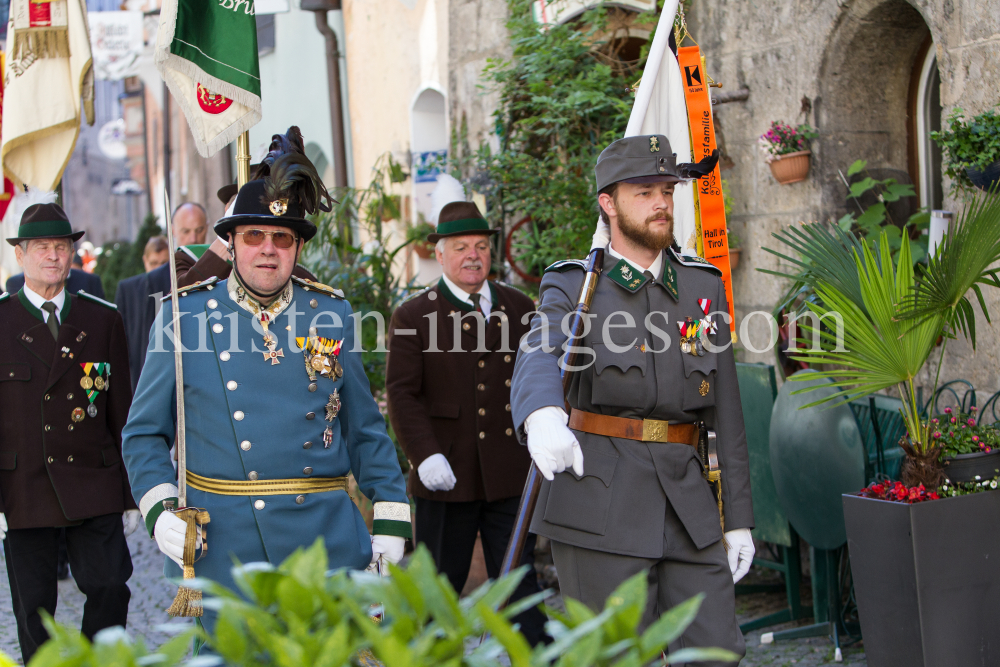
[497,247,605,580]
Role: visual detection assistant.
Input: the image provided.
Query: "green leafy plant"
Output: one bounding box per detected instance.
[758,121,817,162]
[26,540,736,667]
[24,614,193,667]
[940,473,1000,497]
[762,190,1000,487]
[925,407,1000,458]
[479,2,651,271]
[931,107,1000,189]
[405,220,436,246]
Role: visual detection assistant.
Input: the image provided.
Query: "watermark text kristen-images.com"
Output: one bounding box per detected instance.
[148,296,846,368]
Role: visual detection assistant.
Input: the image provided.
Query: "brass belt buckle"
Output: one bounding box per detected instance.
[641,419,670,443]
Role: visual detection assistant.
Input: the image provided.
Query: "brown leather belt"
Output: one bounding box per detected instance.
[568,409,699,447]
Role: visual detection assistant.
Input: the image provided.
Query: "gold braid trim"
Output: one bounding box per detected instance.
[186,470,348,496]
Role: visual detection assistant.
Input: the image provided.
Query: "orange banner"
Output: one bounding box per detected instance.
[677,45,735,337]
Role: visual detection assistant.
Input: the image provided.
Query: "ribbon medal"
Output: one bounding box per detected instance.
[79,363,110,417]
[698,298,718,336]
[296,337,344,380]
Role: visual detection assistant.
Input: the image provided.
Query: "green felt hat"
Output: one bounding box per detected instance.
[426,202,498,243]
[6,203,84,246]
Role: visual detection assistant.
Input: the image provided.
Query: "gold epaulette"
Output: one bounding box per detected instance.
[160,276,220,302]
[291,275,344,299]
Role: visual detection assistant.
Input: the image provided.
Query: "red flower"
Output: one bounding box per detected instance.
[933,431,942,439]
[973,435,980,442]
[945,407,952,414]
[951,417,958,424]
[968,418,977,426]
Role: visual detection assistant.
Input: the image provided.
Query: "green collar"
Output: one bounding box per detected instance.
[180,244,211,260]
[17,287,72,323]
[606,254,678,301]
[436,278,498,312]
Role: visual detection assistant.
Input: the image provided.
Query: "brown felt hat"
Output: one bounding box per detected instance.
[426,202,499,243]
[6,203,84,246]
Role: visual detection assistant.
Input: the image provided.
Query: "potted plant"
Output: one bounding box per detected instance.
[930,406,1000,483]
[406,219,437,259]
[763,190,1000,664]
[727,229,742,269]
[759,121,818,185]
[931,107,1000,192]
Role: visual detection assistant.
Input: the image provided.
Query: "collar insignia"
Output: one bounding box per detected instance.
[649,137,660,152]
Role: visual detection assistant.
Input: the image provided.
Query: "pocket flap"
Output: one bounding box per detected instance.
[0,451,16,470]
[681,349,717,378]
[429,402,460,419]
[569,449,618,487]
[593,343,647,377]
[101,446,121,467]
[0,363,30,382]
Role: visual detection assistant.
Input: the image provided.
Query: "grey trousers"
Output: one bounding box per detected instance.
[550,504,745,666]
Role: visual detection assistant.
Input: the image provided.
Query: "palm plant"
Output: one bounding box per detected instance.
[763,190,1000,486]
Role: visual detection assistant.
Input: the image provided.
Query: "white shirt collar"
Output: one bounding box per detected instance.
[441,274,492,315]
[22,283,66,323]
[607,242,664,280]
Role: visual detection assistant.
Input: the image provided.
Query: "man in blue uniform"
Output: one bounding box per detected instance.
[121,154,411,631]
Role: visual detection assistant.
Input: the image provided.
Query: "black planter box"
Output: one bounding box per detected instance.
[843,491,1000,667]
[943,449,1000,484]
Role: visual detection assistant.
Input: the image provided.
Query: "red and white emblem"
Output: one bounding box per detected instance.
[196,83,234,114]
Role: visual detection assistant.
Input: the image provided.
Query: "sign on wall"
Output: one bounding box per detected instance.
[88,11,144,80]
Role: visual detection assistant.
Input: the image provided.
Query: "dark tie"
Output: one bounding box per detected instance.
[41,301,59,340]
[474,297,485,317]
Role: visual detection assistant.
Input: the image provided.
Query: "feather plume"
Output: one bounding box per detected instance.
[261,152,335,215]
[251,126,307,181]
[2,187,58,228]
[430,174,467,224]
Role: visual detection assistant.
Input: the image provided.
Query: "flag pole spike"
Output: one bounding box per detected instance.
[236,131,251,188]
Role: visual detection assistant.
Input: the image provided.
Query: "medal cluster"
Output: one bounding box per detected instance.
[297,334,345,448]
[75,362,110,420]
[677,298,718,357]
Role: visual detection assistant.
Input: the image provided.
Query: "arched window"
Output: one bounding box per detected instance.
[410,86,448,225]
[912,44,943,210]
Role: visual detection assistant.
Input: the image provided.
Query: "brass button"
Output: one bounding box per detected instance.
[212,323,224,334]
[506,428,513,436]
[504,355,512,363]
[479,432,486,439]
[303,467,313,475]
[44,394,51,401]
[67,455,74,462]
[308,383,317,392]
[67,393,73,400]
[227,381,238,391]
[45,425,51,432]
[478,360,485,368]
[254,500,265,510]
[67,425,74,432]
[207,298,218,309]
[7,372,12,377]
[303,441,313,449]
[234,410,245,421]
[310,299,318,308]
[463,322,471,331]
[478,408,486,416]
[295,495,305,504]
[241,441,252,451]
[477,383,485,391]
[505,403,511,412]
[220,351,231,361]
[248,471,259,481]
[47,456,54,464]
[306,412,316,420]
[500,305,505,311]
[505,379,511,387]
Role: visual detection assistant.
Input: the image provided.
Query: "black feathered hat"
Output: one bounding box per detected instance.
[215,151,334,243]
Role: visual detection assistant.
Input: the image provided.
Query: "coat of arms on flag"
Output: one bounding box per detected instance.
[155,0,262,157]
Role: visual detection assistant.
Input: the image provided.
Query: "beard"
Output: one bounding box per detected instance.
[615,202,675,251]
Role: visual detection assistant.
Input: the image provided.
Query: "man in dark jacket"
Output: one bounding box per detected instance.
[1,204,138,662]
[386,202,547,645]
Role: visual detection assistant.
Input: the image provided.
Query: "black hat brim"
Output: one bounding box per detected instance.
[215,214,317,243]
[6,230,85,246]
[217,184,239,204]
[426,227,500,244]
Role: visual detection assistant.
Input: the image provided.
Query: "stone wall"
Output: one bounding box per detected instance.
[689,0,1000,398]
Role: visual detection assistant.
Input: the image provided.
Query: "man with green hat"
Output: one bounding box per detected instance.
[0,203,139,662]
[122,153,412,644]
[386,201,548,644]
[511,135,753,662]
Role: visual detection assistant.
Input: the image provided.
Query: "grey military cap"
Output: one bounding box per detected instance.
[595,135,720,193]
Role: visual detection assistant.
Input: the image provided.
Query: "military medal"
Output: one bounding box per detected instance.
[323,426,334,448]
[87,404,97,418]
[94,376,106,391]
[80,376,94,390]
[296,336,344,380]
[325,390,341,421]
[71,407,85,422]
[677,317,703,356]
[79,363,109,416]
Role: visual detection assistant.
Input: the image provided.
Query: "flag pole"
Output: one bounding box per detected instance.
[236,131,251,188]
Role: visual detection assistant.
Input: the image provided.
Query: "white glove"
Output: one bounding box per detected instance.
[0,513,7,541]
[725,528,755,583]
[591,217,610,250]
[417,453,457,492]
[370,535,406,568]
[123,510,142,537]
[153,511,202,568]
[524,406,584,481]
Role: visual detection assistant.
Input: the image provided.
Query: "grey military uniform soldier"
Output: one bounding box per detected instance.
[511,135,752,663]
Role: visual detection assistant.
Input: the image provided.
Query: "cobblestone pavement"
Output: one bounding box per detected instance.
[1,535,866,666]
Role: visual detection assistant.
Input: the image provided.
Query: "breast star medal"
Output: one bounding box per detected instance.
[325,390,341,421]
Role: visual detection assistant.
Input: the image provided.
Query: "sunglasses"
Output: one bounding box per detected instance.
[235,229,299,249]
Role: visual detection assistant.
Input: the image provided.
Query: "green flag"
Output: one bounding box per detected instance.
[155,0,262,157]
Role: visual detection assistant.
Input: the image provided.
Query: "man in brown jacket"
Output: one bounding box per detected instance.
[1,204,138,662]
[386,202,547,645]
